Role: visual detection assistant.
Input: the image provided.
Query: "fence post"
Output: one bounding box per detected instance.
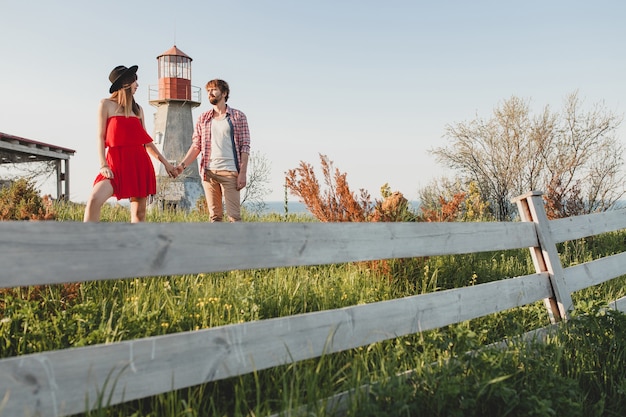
[512,191,573,323]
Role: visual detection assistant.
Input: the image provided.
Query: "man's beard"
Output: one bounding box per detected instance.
[209,96,219,105]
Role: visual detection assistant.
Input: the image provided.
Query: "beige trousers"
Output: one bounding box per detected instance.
[202,170,241,222]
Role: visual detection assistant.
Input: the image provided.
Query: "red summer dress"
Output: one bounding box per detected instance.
[93,116,156,199]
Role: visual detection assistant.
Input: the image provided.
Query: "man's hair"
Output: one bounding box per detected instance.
[205,79,230,102]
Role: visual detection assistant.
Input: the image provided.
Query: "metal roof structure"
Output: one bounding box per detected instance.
[0,131,75,200]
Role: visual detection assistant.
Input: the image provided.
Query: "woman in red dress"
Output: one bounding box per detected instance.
[84,65,177,222]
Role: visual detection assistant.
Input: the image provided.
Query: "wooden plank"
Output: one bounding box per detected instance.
[549,209,626,243]
[0,272,552,417]
[0,221,537,289]
[513,192,573,322]
[564,252,626,293]
[610,295,626,313]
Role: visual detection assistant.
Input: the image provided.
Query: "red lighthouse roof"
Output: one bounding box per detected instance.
[157,45,192,60]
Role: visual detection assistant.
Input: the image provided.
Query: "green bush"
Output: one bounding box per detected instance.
[0,177,55,220]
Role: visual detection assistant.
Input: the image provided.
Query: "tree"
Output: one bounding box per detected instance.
[192,151,272,215]
[431,91,624,220]
[418,178,491,222]
[0,160,57,197]
[241,151,272,214]
[0,177,55,220]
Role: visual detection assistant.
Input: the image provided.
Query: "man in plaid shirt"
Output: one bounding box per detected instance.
[176,79,251,222]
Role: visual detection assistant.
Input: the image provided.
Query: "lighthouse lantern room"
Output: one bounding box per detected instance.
[158,46,193,101]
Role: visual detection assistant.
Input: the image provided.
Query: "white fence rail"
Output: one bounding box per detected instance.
[1,191,626,417]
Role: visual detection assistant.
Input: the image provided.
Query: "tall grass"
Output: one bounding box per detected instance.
[2,200,626,416]
[356,306,626,417]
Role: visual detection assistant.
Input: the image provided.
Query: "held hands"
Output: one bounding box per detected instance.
[164,161,179,178]
[174,163,186,176]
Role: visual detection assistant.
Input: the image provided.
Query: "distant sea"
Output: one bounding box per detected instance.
[256,201,421,215]
[257,201,310,215]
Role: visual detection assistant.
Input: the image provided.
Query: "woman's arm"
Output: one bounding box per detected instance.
[138,105,176,177]
[145,143,177,178]
[97,99,113,178]
[145,142,170,166]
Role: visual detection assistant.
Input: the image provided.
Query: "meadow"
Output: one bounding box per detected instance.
[2,201,626,416]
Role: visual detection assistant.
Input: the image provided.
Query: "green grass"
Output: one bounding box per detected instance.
[356,306,626,417]
[2,200,626,416]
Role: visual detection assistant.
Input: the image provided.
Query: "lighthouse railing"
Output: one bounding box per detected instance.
[148,84,202,103]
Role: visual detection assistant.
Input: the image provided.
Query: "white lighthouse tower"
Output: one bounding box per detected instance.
[149,45,203,210]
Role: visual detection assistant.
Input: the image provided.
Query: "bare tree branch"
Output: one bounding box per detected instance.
[430,91,624,220]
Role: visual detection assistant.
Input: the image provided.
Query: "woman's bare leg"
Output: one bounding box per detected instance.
[130,197,147,223]
[84,181,114,222]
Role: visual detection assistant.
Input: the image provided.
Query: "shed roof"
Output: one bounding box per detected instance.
[0,131,75,164]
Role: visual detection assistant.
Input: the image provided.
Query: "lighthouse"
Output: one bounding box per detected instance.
[149,45,203,210]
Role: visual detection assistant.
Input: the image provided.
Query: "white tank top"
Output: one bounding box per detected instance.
[208,117,237,171]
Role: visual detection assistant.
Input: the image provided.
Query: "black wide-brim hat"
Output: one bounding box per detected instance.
[109,65,138,93]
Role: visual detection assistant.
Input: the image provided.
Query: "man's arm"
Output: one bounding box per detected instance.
[176,147,201,175]
[237,152,249,190]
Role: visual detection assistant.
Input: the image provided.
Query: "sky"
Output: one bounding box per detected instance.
[1,1,626,204]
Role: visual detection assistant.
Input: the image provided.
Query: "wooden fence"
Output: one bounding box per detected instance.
[2,191,626,417]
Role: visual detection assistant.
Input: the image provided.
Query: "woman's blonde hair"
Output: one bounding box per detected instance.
[110,73,139,117]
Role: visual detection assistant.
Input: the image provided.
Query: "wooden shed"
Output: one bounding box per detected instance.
[0,131,75,200]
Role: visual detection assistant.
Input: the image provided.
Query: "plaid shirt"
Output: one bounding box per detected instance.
[191,105,251,175]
